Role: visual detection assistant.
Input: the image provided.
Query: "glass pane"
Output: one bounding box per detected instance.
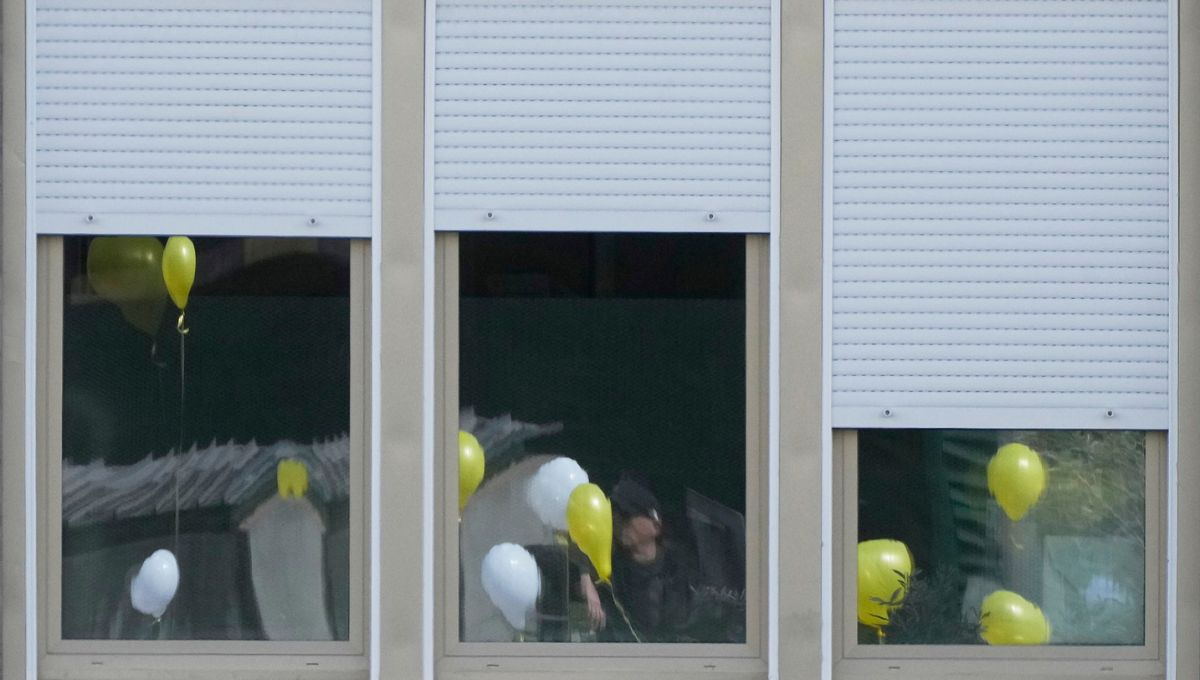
[856,430,1146,646]
[457,233,747,644]
[61,236,353,641]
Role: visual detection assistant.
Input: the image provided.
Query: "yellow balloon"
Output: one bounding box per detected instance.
[458,431,485,512]
[988,443,1047,521]
[277,459,309,499]
[857,539,913,630]
[566,483,612,583]
[161,236,196,312]
[86,237,167,337]
[980,590,1051,645]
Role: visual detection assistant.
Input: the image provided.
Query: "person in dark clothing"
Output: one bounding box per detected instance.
[579,472,694,642]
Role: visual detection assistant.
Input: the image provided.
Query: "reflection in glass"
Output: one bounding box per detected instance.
[458,233,747,644]
[61,237,352,641]
[857,430,1146,645]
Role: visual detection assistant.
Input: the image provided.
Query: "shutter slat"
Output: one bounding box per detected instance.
[834,249,1167,268]
[832,393,1167,409]
[39,72,373,91]
[436,100,767,118]
[37,26,369,44]
[836,282,1165,300]
[834,204,1167,221]
[437,162,770,181]
[838,46,1168,63]
[836,16,1165,31]
[435,192,769,212]
[838,0,1161,15]
[40,120,369,139]
[835,62,1166,79]
[436,36,770,53]
[835,345,1167,362]
[437,52,769,71]
[836,30,1166,48]
[436,146,767,164]
[835,109,1166,126]
[438,6,768,22]
[835,172,1168,187]
[836,328,1166,346]
[835,235,1166,249]
[835,155,1168,173]
[835,376,1166,394]
[40,166,370,186]
[39,134,372,154]
[37,197,370,217]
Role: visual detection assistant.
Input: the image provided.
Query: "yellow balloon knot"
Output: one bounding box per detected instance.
[277,459,309,499]
[176,311,190,335]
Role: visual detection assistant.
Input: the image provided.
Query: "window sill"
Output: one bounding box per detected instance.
[437,654,767,680]
[835,657,1163,680]
[39,652,368,680]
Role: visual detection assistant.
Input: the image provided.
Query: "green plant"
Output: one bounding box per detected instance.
[1015,430,1145,544]
[858,567,982,645]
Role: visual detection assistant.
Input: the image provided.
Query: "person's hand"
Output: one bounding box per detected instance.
[581,575,606,631]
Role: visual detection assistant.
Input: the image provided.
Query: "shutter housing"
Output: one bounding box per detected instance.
[432,0,773,232]
[34,0,375,237]
[830,0,1171,429]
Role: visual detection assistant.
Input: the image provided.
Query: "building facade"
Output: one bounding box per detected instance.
[2,0,1200,678]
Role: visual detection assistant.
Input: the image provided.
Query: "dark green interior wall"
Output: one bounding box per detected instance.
[63,277,351,466]
[459,297,746,515]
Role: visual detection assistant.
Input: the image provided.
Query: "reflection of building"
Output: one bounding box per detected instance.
[63,439,351,528]
[62,438,351,641]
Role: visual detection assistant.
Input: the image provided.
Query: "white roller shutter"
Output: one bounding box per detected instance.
[34,0,374,237]
[433,0,772,232]
[830,0,1171,429]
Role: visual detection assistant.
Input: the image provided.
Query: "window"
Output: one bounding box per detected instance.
[38,237,369,671]
[834,429,1164,675]
[437,233,767,673]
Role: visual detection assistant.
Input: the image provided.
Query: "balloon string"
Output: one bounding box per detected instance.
[601,581,642,643]
[562,541,569,642]
[174,319,186,556]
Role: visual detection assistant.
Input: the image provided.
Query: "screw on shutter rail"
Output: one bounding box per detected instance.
[1104,409,1115,419]
[485,211,495,221]
[706,212,716,222]
[308,217,318,227]
[86,214,94,223]
[882,408,893,418]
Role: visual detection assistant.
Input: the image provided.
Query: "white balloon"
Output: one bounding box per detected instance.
[131,549,180,620]
[481,543,540,631]
[526,457,589,531]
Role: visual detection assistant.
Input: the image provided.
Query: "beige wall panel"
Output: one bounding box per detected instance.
[777,0,825,675]
[379,0,428,676]
[1176,0,1200,675]
[2,0,25,677]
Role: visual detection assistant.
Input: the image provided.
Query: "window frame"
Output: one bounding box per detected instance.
[832,428,1167,678]
[34,236,373,676]
[433,232,770,677]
